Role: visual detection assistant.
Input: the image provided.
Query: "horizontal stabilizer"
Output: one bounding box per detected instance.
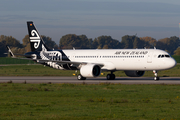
[6,46,15,58]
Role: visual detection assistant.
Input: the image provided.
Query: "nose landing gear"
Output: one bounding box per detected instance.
[153,70,159,81]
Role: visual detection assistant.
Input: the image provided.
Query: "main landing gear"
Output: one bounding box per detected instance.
[106,71,116,80]
[153,70,159,81]
[77,74,86,80]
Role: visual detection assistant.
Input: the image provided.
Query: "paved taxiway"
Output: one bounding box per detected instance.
[0,76,180,84]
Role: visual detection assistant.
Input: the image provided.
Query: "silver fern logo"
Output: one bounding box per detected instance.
[30,30,40,49]
[40,45,64,70]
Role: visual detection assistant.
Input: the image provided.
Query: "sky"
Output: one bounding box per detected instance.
[0,0,180,44]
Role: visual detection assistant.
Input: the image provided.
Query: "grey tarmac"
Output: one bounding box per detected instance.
[0,76,180,84]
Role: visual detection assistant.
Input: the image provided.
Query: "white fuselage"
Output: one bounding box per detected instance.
[63,49,176,71]
[26,21,177,80]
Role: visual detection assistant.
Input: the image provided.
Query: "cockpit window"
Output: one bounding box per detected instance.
[165,55,170,57]
[158,54,170,58]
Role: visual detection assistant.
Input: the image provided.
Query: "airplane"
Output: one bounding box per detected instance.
[8,21,177,80]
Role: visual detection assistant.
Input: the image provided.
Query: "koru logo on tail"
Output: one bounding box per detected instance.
[30,30,40,49]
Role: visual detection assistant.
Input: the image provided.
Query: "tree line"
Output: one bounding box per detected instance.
[0,34,180,57]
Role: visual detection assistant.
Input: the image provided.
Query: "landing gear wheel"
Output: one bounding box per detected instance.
[106,74,111,80]
[153,70,160,81]
[106,74,115,80]
[77,74,86,80]
[111,74,115,80]
[154,77,159,81]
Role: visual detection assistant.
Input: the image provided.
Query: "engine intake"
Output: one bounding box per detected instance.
[80,64,101,77]
[124,71,145,77]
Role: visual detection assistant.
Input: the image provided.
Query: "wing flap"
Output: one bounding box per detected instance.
[16,57,104,67]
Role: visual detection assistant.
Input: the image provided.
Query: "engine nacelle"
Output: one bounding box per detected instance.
[124,71,145,77]
[80,64,101,77]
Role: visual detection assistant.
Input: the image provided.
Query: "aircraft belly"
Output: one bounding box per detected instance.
[115,59,147,70]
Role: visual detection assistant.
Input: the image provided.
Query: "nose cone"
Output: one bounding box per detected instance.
[168,58,176,69]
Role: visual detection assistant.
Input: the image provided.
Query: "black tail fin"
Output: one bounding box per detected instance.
[27,21,49,52]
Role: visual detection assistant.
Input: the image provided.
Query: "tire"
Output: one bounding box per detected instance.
[111,74,115,80]
[77,74,86,80]
[154,77,159,81]
[106,74,111,80]
[106,74,116,80]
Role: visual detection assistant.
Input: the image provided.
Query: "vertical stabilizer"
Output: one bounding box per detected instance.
[27,21,49,52]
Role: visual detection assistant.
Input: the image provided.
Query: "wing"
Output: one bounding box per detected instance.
[20,57,104,67]
[6,46,104,67]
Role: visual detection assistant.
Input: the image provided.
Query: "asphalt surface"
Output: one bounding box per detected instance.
[0,76,180,84]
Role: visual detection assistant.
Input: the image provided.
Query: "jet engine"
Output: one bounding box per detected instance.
[80,64,101,77]
[124,71,145,77]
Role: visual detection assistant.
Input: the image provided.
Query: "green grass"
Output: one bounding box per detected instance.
[172,55,180,63]
[0,65,76,76]
[0,83,179,120]
[0,57,35,64]
[0,64,180,77]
